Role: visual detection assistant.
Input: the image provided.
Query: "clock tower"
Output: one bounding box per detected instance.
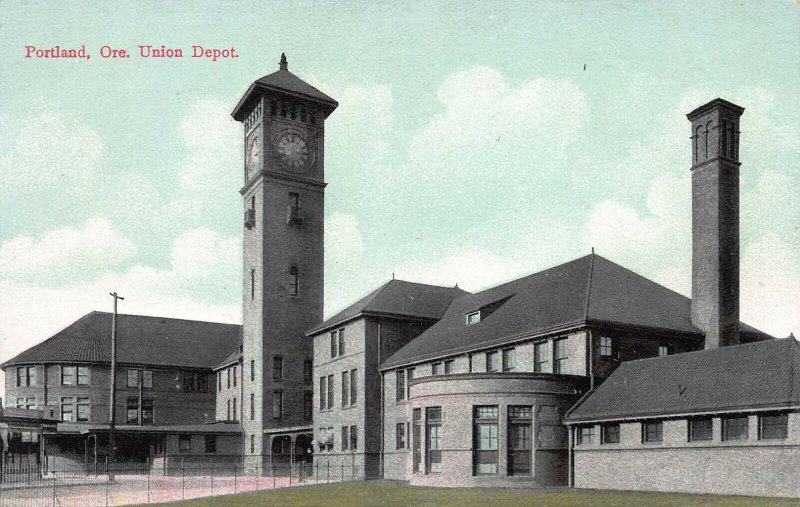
[232,54,337,468]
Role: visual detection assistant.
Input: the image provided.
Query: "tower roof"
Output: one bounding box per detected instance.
[232,53,338,121]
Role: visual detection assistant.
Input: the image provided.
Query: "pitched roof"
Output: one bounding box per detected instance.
[214,346,242,371]
[565,338,800,423]
[307,280,469,336]
[381,254,771,369]
[232,59,337,121]
[1,312,241,370]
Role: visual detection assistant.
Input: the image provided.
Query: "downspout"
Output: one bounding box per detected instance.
[378,322,384,478]
[567,426,574,487]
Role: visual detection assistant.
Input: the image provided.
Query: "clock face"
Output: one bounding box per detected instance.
[245,130,261,180]
[276,131,312,173]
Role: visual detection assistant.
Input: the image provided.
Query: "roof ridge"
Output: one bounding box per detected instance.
[92,311,240,326]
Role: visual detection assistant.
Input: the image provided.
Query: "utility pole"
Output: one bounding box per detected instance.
[108,292,124,481]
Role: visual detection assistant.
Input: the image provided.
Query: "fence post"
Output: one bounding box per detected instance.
[105,471,110,507]
[210,464,214,496]
[272,461,276,489]
[181,463,185,500]
[52,476,57,507]
[326,461,329,483]
[341,462,344,482]
[147,471,151,503]
[234,464,238,494]
[316,461,318,483]
[256,458,260,490]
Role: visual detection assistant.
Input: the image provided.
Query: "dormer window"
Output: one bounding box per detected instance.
[466,311,481,325]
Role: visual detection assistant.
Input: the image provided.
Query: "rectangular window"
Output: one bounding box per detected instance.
[338,329,345,356]
[599,336,612,357]
[76,397,90,422]
[251,360,256,382]
[469,353,476,373]
[128,369,139,388]
[444,359,454,374]
[227,399,231,420]
[553,338,568,374]
[341,426,349,451]
[330,332,337,358]
[205,435,217,453]
[486,351,499,372]
[233,366,237,387]
[62,366,76,385]
[61,397,75,422]
[250,434,255,454]
[643,421,663,443]
[25,397,36,409]
[689,418,713,442]
[16,368,23,387]
[406,368,415,399]
[272,391,283,419]
[502,348,516,372]
[233,397,238,421]
[250,268,255,301]
[342,371,349,407]
[127,397,139,424]
[722,415,749,441]
[431,362,442,376]
[27,366,38,386]
[473,406,499,475]
[412,409,422,473]
[218,372,222,392]
[141,370,152,388]
[227,368,231,389]
[396,422,406,450]
[303,390,313,421]
[658,345,669,357]
[319,376,327,410]
[466,311,481,325]
[508,406,532,476]
[250,393,255,420]
[142,399,154,425]
[759,413,788,440]
[601,423,620,444]
[350,369,357,405]
[578,425,594,445]
[179,435,191,454]
[350,425,358,451]
[396,370,406,401]
[426,407,442,473]
[327,374,334,409]
[273,356,283,380]
[534,342,548,373]
[303,360,312,382]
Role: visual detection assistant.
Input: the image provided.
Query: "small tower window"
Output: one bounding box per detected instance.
[280,102,287,117]
[288,266,299,297]
[270,100,277,116]
[250,268,255,300]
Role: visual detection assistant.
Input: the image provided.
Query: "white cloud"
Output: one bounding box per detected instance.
[0,218,137,283]
[325,213,364,268]
[741,233,800,337]
[0,112,103,190]
[408,67,588,172]
[394,247,524,293]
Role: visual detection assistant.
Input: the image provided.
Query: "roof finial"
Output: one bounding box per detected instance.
[279,53,288,71]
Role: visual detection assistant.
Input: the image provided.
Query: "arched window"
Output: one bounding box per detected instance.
[288,266,299,297]
[695,125,703,163]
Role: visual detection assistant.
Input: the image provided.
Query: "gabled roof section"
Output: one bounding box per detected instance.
[2,312,242,370]
[381,254,772,369]
[213,346,243,371]
[232,54,338,121]
[566,338,800,422]
[307,280,469,336]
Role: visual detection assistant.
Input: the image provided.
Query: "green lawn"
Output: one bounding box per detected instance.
[140,481,799,507]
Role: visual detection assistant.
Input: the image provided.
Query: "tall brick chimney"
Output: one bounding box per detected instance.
[687,98,744,349]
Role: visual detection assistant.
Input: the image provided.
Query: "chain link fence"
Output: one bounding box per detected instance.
[0,457,366,506]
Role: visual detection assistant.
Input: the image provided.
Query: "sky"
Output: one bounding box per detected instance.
[1,1,798,397]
